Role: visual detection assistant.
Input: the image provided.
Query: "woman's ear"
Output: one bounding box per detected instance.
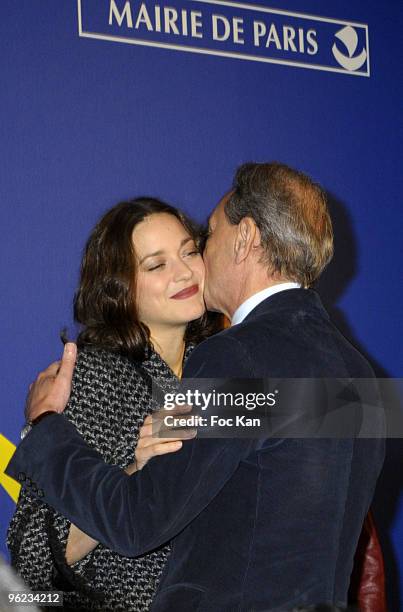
[234,217,261,264]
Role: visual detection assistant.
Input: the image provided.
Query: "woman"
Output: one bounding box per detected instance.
[7,197,219,611]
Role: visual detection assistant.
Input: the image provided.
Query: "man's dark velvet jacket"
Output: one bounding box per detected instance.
[7,289,385,611]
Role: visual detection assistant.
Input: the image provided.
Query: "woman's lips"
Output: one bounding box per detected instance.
[171,284,199,300]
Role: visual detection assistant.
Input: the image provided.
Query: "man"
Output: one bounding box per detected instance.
[6,162,384,610]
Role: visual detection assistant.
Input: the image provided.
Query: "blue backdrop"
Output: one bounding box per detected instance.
[1,0,402,608]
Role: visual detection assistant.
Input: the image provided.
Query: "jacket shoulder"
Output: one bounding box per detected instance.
[183,330,255,378]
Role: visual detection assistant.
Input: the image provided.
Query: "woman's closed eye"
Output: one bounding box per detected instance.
[146,248,199,271]
[147,262,166,271]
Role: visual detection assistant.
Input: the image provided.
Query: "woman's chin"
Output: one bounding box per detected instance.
[159,297,205,327]
[186,305,206,323]
[178,302,206,324]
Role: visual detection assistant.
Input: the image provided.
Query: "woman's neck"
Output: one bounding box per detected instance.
[149,326,186,379]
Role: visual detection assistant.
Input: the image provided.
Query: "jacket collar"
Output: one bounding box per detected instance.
[242,288,330,323]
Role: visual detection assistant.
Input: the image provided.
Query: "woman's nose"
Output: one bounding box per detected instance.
[173,258,193,281]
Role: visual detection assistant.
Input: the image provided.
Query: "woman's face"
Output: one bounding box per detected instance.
[133,213,205,331]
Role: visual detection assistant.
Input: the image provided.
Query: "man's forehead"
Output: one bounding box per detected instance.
[207,207,218,227]
[208,192,232,226]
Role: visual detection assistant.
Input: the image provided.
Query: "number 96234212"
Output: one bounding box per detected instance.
[6,591,63,607]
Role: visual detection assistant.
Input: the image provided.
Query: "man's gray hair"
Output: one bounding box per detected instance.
[225,162,334,287]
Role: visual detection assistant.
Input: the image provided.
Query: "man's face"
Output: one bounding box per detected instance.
[203,193,237,314]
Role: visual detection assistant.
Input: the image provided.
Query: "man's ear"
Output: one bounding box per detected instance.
[234,217,261,264]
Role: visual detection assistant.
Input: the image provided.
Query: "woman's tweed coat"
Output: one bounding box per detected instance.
[7,345,190,611]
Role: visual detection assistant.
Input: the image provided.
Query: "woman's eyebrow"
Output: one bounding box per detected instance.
[139,250,164,264]
[139,238,194,264]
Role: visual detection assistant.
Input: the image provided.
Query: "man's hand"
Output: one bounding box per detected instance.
[134,408,196,471]
[25,343,77,422]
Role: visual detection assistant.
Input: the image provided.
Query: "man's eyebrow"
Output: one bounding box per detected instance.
[139,237,194,264]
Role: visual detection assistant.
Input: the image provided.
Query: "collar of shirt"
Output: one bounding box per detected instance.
[231,282,302,326]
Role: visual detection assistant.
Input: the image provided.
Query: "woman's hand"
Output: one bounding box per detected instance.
[66,524,99,565]
[134,410,196,471]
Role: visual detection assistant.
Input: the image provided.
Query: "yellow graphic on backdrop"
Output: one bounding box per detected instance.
[0,434,20,503]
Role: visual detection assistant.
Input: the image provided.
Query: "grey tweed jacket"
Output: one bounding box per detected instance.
[7,346,187,611]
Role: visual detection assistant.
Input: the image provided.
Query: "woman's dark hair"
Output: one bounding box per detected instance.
[74,197,221,360]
